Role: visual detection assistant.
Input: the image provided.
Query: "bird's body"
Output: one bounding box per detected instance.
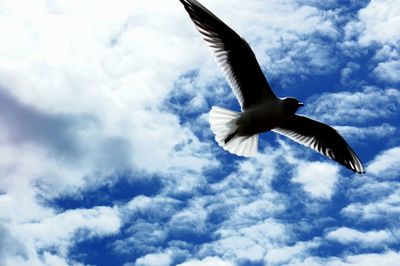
[179,0,365,174]
[236,98,299,136]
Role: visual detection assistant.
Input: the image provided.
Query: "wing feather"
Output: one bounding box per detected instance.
[273,115,365,174]
[180,0,277,110]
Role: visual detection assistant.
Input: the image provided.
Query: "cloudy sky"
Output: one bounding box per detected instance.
[0,0,399,265]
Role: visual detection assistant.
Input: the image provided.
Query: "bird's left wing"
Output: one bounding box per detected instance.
[179,0,277,110]
[272,115,365,174]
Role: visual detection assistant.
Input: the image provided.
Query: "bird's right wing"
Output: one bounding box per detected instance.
[272,115,365,174]
[180,0,277,110]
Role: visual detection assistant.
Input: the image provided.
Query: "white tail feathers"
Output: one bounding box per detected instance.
[209,106,258,157]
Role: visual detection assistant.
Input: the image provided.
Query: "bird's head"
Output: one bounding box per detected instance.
[282,97,303,114]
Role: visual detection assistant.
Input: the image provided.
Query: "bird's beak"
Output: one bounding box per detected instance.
[299,102,304,107]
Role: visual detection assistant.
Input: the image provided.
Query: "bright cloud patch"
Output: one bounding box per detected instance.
[345,0,400,85]
[326,227,394,247]
[367,147,400,178]
[373,60,400,83]
[356,0,400,46]
[293,162,339,199]
[304,87,400,124]
[334,124,397,141]
[178,256,233,266]
[201,219,288,262]
[135,252,173,266]
[0,206,121,266]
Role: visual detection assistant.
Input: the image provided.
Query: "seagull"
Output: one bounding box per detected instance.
[179,0,365,174]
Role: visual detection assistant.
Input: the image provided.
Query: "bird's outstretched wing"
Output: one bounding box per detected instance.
[179,0,277,110]
[272,115,365,174]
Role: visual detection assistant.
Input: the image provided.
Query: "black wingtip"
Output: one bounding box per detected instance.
[349,163,365,174]
[179,0,197,7]
[356,167,366,175]
[355,170,366,174]
[348,147,366,174]
[179,0,190,9]
[351,166,366,175]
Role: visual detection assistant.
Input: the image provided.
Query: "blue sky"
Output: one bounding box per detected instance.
[0,0,399,265]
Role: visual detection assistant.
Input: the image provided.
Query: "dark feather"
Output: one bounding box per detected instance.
[273,115,365,174]
[179,0,277,110]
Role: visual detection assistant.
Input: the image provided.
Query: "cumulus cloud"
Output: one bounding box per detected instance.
[286,251,400,266]
[177,256,233,266]
[199,219,288,263]
[293,162,339,199]
[135,251,173,266]
[367,147,400,178]
[22,207,121,250]
[1,206,120,266]
[373,60,400,83]
[303,86,400,124]
[355,0,400,46]
[341,251,400,266]
[343,0,400,84]
[373,45,399,62]
[343,191,400,222]
[326,227,394,247]
[334,123,397,141]
[0,224,27,265]
[264,240,320,266]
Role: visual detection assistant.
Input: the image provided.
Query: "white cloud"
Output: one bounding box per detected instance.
[303,86,400,124]
[326,227,394,247]
[264,240,320,266]
[286,251,400,266]
[343,188,400,221]
[334,123,397,141]
[0,223,27,266]
[344,0,400,49]
[112,195,183,255]
[177,256,233,266]
[122,195,181,222]
[293,162,339,199]
[112,222,166,256]
[343,0,400,84]
[168,202,208,236]
[135,251,172,266]
[374,45,399,61]
[129,246,191,266]
[1,206,120,266]
[21,207,121,249]
[356,0,400,46]
[343,251,400,266]
[199,219,288,262]
[367,147,400,178]
[373,60,400,83]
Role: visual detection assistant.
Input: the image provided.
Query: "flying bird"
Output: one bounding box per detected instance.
[179,0,365,174]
